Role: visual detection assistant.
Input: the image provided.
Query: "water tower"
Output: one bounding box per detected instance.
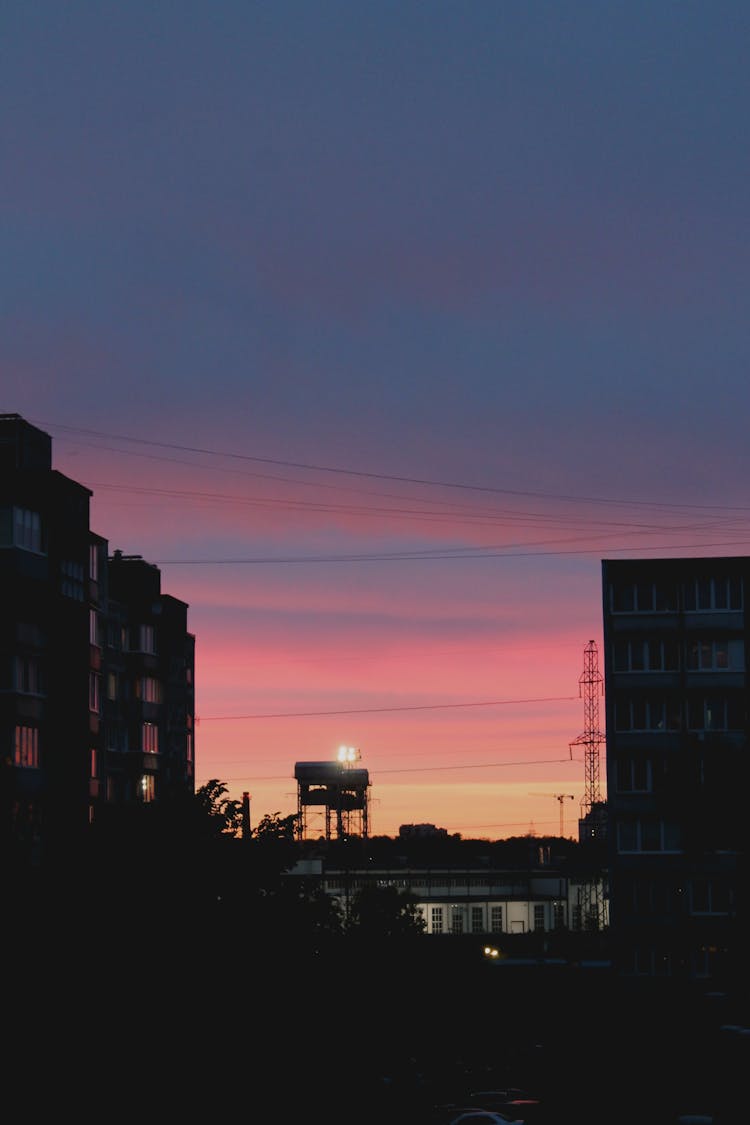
[294,745,370,841]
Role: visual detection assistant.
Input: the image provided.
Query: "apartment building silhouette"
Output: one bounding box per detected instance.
[0,415,195,871]
[602,556,749,984]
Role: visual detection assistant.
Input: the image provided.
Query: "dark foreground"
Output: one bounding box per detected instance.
[10,924,749,1125]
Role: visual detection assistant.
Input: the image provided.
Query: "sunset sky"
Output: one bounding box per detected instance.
[3,2,749,837]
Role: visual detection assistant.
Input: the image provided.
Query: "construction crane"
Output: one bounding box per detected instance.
[530,792,575,837]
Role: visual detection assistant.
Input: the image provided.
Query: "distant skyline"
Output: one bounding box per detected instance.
[3,3,749,836]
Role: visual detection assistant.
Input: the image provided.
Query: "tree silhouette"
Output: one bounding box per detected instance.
[346,882,426,939]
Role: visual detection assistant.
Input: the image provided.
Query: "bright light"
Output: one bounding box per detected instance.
[483,945,500,959]
[337,745,359,763]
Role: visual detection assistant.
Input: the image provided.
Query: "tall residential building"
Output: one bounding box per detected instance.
[0,414,195,872]
[602,556,749,984]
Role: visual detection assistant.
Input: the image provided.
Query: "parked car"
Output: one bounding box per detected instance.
[430,1104,524,1125]
[467,1088,543,1120]
[442,1113,525,1125]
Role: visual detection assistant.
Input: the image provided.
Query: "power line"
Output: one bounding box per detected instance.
[34,419,750,514]
[197,695,578,720]
[155,538,750,566]
[83,479,736,537]
[195,754,576,783]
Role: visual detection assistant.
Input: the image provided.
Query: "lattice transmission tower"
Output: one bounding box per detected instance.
[569,639,607,929]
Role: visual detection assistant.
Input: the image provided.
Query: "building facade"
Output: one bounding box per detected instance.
[602,556,749,983]
[0,415,195,872]
[321,863,607,938]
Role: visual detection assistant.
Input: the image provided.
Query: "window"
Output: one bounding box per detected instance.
[615,696,676,731]
[611,581,677,613]
[141,724,159,751]
[89,609,99,646]
[533,904,545,931]
[686,638,744,671]
[613,638,679,672]
[616,756,652,792]
[617,819,683,853]
[684,576,742,612]
[14,725,39,768]
[471,906,484,934]
[138,625,155,654]
[553,903,564,929]
[690,877,731,915]
[13,508,43,552]
[106,722,127,752]
[451,908,464,934]
[140,774,156,802]
[141,722,159,753]
[137,676,162,703]
[14,654,43,695]
[90,748,98,779]
[687,693,744,730]
[431,907,444,934]
[490,905,503,933]
[186,732,194,762]
[89,672,100,714]
[107,672,118,701]
[61,559,85,600]
[572,905,583,932]
[89,543,99,582]
[630,878,669,915]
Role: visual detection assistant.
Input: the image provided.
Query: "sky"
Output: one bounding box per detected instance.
[3,1,749,839]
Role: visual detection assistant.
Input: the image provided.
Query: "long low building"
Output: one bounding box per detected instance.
[291,856,609,936]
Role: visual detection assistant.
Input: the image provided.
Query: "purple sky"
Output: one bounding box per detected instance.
[3,2,749,837]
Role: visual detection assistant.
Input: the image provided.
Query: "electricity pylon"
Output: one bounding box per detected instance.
[569,639,607,930]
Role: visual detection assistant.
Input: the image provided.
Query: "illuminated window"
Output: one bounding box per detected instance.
[141,722,159,753]
[90,748,98,778]
[89,672,100,713]
[451,908,464,934]
[137,676,162,703]
[431,907,443,934]
[14,725,39,768]
[490,905,503,933]
[140,774,156,802]
[471,906,484,934]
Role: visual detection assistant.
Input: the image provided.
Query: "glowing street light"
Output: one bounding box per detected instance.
[337,745,360,763]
